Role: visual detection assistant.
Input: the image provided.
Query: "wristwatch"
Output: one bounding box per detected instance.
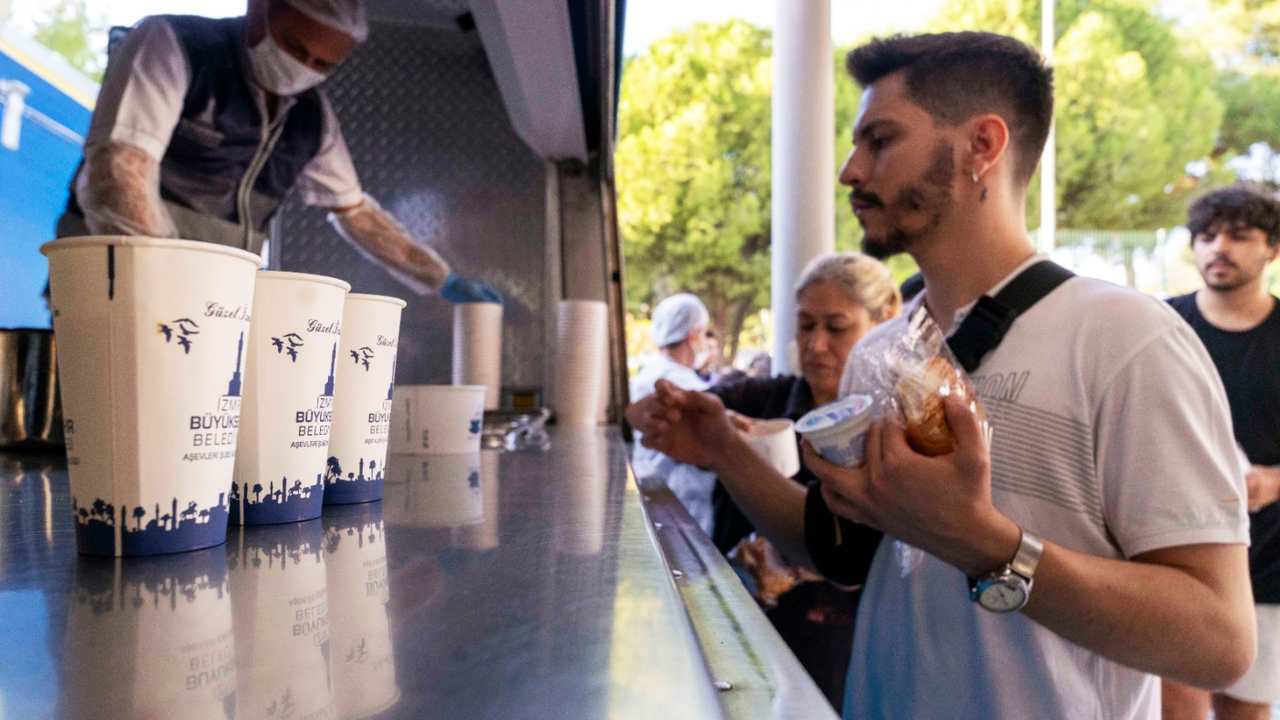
[968,528,1043,613]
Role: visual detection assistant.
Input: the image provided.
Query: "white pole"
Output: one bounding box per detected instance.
[1039,0,1056,252]
[771,0,834,376]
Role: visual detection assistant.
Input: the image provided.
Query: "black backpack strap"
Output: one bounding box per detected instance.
[946,260,1075,372]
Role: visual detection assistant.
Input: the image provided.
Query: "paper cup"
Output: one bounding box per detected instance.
[62,547,236,719]
[42,237,259,556]
[228,520,335,720]
[232,272,350,525]
[740,419,801,478]
[384,452,482,528]
[796,394,875,468]
[452,303,503,410]
[324,294,406,505]
[553,300,608,426]
[323,502,399,719]
[451,451,501,551]
[388,385,486,454]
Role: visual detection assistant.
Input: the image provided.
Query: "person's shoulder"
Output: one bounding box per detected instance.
[1165,291,1199,320]
[1053,276,1189,338]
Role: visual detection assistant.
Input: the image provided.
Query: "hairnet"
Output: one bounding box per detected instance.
[650,293,709,348]
[280,0,368,43]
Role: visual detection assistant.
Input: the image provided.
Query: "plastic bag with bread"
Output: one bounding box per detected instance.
[841,305,990,457]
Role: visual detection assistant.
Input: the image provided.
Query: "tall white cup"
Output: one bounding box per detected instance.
[388,385,486,454]
[324,294,405,505]
[452,303,503,410]
[740,419,802,478]
[233,272,349,525]
[228,521,335,720]
[553,300,609,427]
[323,502,399,718]
[62,547,236,719]
[42,237,259,556]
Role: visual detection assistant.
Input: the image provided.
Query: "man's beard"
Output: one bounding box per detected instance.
[858,139,956,260]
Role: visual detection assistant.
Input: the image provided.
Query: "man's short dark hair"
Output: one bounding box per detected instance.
[845,32,1054,186]
[1187,184,1280,247]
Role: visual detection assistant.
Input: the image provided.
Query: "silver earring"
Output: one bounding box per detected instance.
[972,168,979,183]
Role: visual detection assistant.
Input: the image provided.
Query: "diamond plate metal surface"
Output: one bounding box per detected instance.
[276,22,548,390]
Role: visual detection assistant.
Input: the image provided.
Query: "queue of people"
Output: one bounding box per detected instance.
[630,30,1272,720]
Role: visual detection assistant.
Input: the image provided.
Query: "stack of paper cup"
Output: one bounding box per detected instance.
[63,547,236,719]
[228,520,334,720]
[383,452,483,528]
[324,294,406,505]
[233,271,349,525]
[42,237,259,556]
[323,502,399,719]
[451,303,503,410]
[387,385,486,455]
[553,300,609,426]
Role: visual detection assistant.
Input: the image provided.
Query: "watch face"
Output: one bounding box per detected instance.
[978,578,1027,613]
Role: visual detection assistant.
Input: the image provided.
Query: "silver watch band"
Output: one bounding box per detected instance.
[1010,528,1044,581]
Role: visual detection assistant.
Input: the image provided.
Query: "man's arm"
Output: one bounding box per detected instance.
[626,381,813,570]
[811,396,1256,690]
[78,143,179,237]
[327,195,451,292]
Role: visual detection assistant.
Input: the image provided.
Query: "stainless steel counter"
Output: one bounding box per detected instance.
[0,427,831,719]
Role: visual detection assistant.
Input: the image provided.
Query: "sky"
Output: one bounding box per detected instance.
[5,0,948,60]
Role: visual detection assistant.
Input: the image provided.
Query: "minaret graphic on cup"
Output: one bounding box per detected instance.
[325,294,406,505]
[42,237,259,556]
[231,272,350,525]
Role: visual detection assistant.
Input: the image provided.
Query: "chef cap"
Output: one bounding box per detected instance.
[280,0,368,43]
[650,293,709,348]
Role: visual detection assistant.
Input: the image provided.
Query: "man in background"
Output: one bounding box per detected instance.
[630,293,717,533]
[1165,184,1280,720]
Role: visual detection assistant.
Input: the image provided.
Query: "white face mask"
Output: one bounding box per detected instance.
[693,350,711,370]
[247,27,327,96]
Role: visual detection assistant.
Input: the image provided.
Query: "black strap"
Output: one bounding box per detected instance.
[946,260,1076,372]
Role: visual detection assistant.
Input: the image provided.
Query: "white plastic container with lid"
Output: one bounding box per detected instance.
[740,418,801,478]
[795,394,876,468]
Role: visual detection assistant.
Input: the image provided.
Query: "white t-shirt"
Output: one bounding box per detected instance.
[86,16,363,209]
[838,258,1248,720]
[630,353,717,534]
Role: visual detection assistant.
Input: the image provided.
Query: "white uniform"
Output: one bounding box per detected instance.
[839,256,1249,720]
[630,353,717,535]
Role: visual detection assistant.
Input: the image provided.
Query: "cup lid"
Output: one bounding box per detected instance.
[796,394,874,436]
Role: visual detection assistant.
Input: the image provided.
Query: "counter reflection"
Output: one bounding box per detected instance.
[323,501,399,718]
[60,546,235,720]
[228,520,334,720]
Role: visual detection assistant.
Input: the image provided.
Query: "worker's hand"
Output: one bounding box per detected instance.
[1246,465,1280,512]
[440,273,502,304]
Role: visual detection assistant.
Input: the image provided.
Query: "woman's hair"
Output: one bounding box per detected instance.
[794,252,902,321]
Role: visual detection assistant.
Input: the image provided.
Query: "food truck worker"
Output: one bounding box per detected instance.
[56,0,500,304]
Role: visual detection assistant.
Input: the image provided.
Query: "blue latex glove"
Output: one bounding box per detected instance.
[441,273,503,304]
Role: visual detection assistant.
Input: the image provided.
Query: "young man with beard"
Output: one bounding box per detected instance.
[627,32,1255,719]
[1163,185,1280,720]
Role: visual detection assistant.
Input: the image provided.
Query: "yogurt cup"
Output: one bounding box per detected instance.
[795,394,875,468]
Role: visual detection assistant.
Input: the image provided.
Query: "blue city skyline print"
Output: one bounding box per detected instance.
[323,455,386,505]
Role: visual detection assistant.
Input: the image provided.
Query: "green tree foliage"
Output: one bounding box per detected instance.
[928,0,1223,229]
[617,20,773,359]
[32,0,106,81]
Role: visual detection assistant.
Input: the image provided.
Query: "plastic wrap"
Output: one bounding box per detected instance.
[844,305,990,456]
[327,193,452,294]
[76,142,180,238]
